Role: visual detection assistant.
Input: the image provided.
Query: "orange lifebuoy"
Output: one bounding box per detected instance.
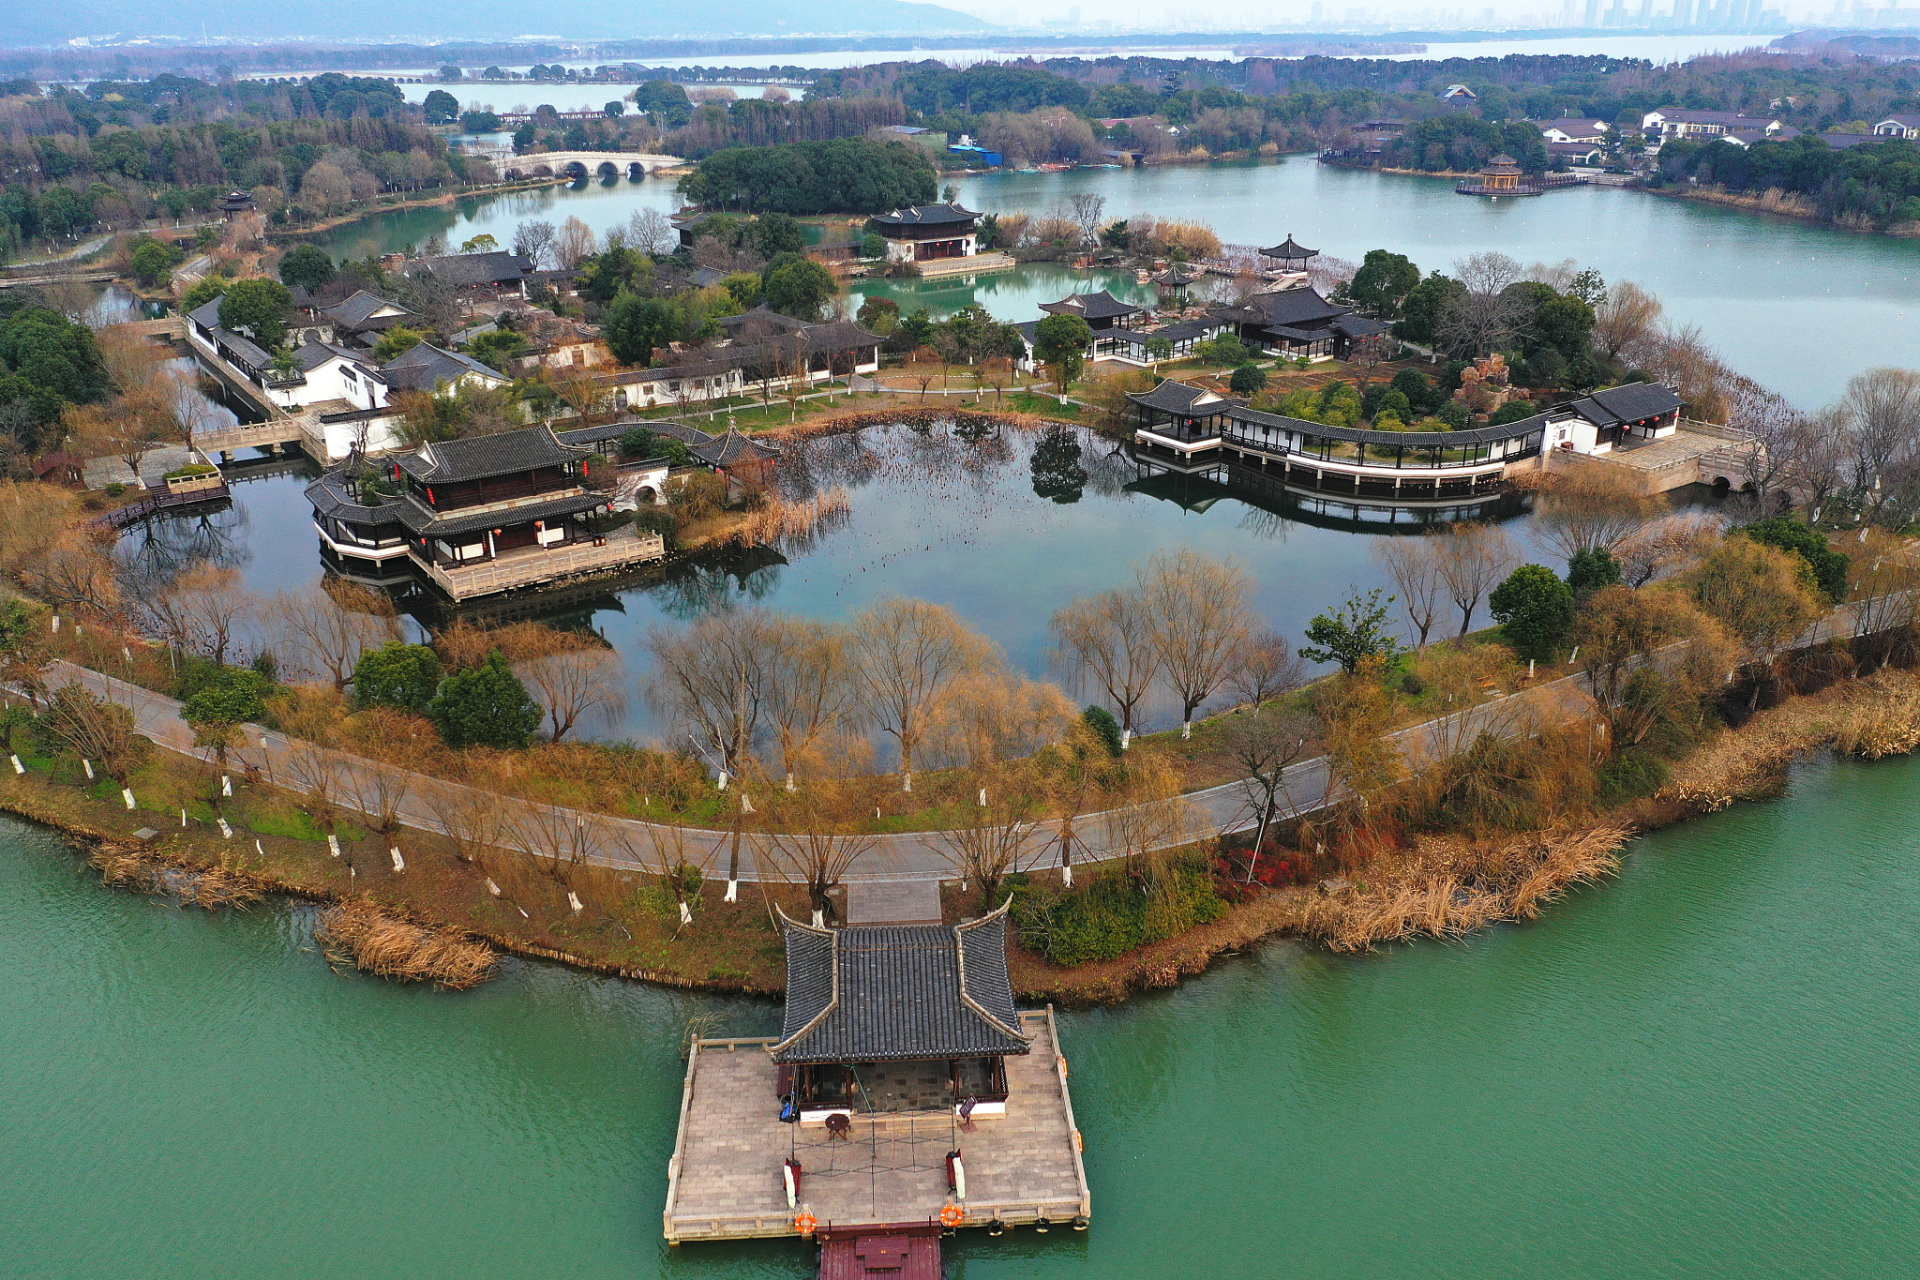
[940,1203,965,1228]
[1059,1055,1069,1078]
[794,1211,818,1235]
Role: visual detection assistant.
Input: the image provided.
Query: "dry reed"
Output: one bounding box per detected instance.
[730,487,851,549]
[313,900,497,989]
[88,846,263,909]
[1297,824,1628,952]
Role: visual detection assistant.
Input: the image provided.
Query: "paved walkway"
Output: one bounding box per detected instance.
[44,658,1592,886]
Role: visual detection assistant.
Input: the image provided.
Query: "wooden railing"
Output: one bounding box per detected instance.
[423,530,666,599]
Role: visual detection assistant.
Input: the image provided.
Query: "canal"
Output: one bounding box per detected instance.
[309,152,1920,409]
[4,747,1915,1277]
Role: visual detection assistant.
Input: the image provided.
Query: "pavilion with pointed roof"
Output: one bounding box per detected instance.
[773,903,1032,1118]
[1258,234,1317,270]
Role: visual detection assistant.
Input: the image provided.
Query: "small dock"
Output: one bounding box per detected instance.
[663,1008,1090,1245]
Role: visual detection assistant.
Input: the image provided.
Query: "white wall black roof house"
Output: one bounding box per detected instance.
[870,203,981,265]
[408,250,534,293]
[772,905,1031,1067]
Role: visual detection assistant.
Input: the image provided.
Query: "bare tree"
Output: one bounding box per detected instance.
[143,563,255,666]
[553,215,598,270]
[1530,468,1661,565]
[420,775,509,870]
[1048,586,1160,743]
[758,783,875,926]
[1069,192,1107,247]
[1593,280,1663,363]
[502,800,597,901]
[1227,627,1303,711]
[1613,511,1719,587]
[1222,705,1315,881]
[512,219,557,270]
[1348,332,1394,388]
[626,208,676,257]
[517,645,628,742]
[604,817,714,927]
[849,597,995,789]
[1434,522,1515,636]
[643,609,780,778]
[271,579,401,690]
[1374,535,1449,647]
[40,681,147,792]
[938,764,1044,914]
[1136,550,1257,737]
[1837,368,1920,519]
[284,739,347,839]
[1438,251,1524,357]
[19,533,120,620]
[764,617,858,785]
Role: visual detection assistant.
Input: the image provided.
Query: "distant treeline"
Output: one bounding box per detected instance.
[1655,133,1920,228]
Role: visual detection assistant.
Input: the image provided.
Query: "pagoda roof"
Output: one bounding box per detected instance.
[870,202,980,229]
[770,904,1031,1065]
[1038,289,1142,321]
[1259,235,1317,259]
[396,424,590,483]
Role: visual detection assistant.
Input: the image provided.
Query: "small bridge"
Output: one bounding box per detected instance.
[481,149,685,180]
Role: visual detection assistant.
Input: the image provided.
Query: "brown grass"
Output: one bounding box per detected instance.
[88,845,263,909]
[313,899,498,989]
[1294,824,1627,952]
[1661,668,1920,811]
[729,487,851,549]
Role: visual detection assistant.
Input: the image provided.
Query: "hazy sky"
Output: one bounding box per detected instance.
[919,0,1815,30]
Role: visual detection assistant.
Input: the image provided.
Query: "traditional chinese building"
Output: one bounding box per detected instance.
[869,203,981,265]
[1456,154,1543,197]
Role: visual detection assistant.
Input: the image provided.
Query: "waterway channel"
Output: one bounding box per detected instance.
[308,153,1920,409]
[5,746,1916,1277]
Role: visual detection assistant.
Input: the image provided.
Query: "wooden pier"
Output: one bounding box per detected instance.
[663,1008,1090,1245]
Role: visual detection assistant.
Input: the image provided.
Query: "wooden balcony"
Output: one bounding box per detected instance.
[422,526,666,600]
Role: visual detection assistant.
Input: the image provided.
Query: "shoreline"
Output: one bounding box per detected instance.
[268,178,571,244]
[9,664,1915,1005]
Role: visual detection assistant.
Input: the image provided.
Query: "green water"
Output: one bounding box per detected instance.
[5,749,1918,1277]
[311,154,1920,408]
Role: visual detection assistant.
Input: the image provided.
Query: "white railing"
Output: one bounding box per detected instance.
[423,530,666,598]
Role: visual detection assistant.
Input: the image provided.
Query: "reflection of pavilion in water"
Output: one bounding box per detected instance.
[1126,448,1526,534]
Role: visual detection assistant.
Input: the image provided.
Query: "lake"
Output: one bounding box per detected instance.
[310,154,1920,410]
[130,422,1567,744]
[5,746,1915,1278]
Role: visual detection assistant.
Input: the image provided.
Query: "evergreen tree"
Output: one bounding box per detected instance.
[429,651,542,749]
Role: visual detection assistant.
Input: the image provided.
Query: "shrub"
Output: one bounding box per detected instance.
[1081,705,1122,756]
[429,650,542,749]
[1228,362,1268,397]
[1733,517,1848,605]
[1567,546,1624,597]
[1490,564,1575,661]
[1011,859,1226,965]
[353,641,444,714]
[1600,749,1669,804]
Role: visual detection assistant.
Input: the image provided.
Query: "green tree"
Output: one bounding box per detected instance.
[1081,704,1123,756]
[1734,517,1848,605]
[720,271,763,310]
[181,273,231,314]
[422,89,460,124]
[374,325,427,361]
[620,425,660,458]
[1488,399,1538,426]
[1033,313,1093,392]
[353,641,444,714]
[1489,564,1575,661]
[429,650,542,749]
[762,258,837,320]
[1301,588,1402,674]
[217,278,292,348]
[602,293,680,366]
[182,667,271,769]
[1348,249,1421,318]
[466,328,527,369]
[750,212,806,258]
[856,295,900,335]
[278,243,336,291]
[604,100,626,118]
[1566,546,1624,598]
[1393,271,1465,346]
[0,308,108,403]
[1229,363,1268,397]
[130,239,173,288]
[860,231,887,260]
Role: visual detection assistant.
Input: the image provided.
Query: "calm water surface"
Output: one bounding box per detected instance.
[311,154,1920,408]
[132,424,1563,742]
[5,750,1916,1277]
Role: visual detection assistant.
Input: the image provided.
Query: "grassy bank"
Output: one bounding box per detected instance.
[9,663,1918,1004]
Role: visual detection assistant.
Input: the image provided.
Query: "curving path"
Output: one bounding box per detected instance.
[48,660,1593,886]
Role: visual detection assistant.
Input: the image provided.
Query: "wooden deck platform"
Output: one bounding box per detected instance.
[663,1009,1090,1243]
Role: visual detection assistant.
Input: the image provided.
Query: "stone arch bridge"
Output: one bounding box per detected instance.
[481,149,685,180]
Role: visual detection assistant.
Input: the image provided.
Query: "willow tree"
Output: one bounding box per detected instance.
[1136,550,1256,738]
[849,597,995,790]
[1049,585,1160,744]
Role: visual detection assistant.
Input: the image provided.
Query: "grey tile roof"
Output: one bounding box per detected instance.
[1574,382,1683,426]
[1128,379,1238,416]
[1040,289,1142,321]
[1216,285,1349,330]
[294,339,379,374]
[871,202,980,229]
[381,343,507,393]
[1259,235,1317,258]
[694,429,782,468]
[396,424,590,483]
[409,250,532,287]
[771,905,1031,1065]
[398,489,607,538]
[187,296,224,329]
[322,290,417,330]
